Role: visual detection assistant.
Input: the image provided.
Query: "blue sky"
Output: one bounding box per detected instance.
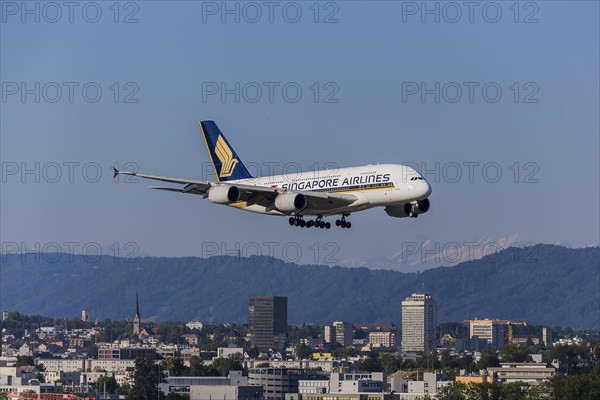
[1,1,598,268]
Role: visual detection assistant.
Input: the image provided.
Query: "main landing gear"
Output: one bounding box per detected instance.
[335,214,352,229]
[288,216,331,229]
[288,214,352,229]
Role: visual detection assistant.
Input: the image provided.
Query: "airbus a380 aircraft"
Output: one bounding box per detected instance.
[113,121,432,229]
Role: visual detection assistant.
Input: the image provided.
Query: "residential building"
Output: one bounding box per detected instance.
[182,334,199,346]
[217,347,244,359]
[300,338,324,350]
[541,327,553,347]
[401,293,437,352]
[38,358,136,374]
[329,372,387,393]
[186,321,204,331]
[400,372,451,400]
[324,326,335,345]
[298,379,329,395]
[333,322,353,347]
[248,296,288,352]
[98,347,157,360]
[0,366,46,394]
[68,337,91,349]
[467,319,507,350]
[368,332,397,349]
[324,322,352,347]
[487,362,558,384]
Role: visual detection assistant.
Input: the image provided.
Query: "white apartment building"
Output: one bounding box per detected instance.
[401,293,437,352]
[368,332,398,349]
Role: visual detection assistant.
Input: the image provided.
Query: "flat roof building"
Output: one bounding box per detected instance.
[248,368,323,400]
[467,319,507,350]
[401,293,437,353]
[248,296,288,352]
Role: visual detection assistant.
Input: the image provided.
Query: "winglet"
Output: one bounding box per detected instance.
[112,165,119,180]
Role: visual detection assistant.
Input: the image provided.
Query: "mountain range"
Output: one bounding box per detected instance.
[0,244,598,328]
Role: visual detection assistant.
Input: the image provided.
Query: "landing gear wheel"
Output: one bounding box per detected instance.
[294,219,300,226]
[341,221,347,228]
[299,220,306,227]
[289,217,295,226]
[307,220,314,227]
[346,222,352,229]
[325,222,331,229]
[335,219,341,226]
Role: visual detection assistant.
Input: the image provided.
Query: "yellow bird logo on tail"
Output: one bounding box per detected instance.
[215,135,239,178]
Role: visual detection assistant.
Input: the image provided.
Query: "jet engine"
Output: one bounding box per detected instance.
[385,198,430,218]
[275,193,307,213]
[207,185,240,204]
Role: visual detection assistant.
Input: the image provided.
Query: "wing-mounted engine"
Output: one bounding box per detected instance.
[385,198,430,218]
[274,192,307,213]
[208,185,240,204]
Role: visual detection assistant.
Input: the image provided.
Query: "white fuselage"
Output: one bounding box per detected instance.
[225,163,431,216]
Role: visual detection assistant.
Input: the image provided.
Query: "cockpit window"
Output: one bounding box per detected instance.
[410,177,425,181]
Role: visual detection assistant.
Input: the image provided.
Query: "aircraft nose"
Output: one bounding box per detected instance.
[422,179,432,198]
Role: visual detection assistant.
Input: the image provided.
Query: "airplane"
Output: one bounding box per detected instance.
[113,120,432,229]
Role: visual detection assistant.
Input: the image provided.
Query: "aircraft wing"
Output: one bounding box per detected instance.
[233,183,358,210]
[113,166,212,196]
[114,166,357,211]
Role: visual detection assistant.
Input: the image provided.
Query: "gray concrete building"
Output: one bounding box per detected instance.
[248,368,324,400]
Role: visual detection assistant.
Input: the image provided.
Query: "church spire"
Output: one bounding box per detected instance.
[135,290,140,318]
[133,290,141,335]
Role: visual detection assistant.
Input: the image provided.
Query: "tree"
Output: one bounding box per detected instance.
[95,375,118,394]
[163,357,187,377]
[15,356,35,367]
[127,356,167,400]
[116,383,131,396]
[295,342,312,360]
[500,345,531,363]
[333,346,357,359]
[477,350,500,370]
[545,374,600,400]
[440,350,453,369]
[416,350,440,370]
[455,354,475,371]
[210,354,243,376]
[543,344,585,373]
[436,381,468,400]
[378,353,402,374]
[500,382,528,400]
[188,356,212,376]
[356,352,383,372]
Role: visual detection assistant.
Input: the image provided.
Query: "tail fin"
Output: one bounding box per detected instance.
[199,120,253,182]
